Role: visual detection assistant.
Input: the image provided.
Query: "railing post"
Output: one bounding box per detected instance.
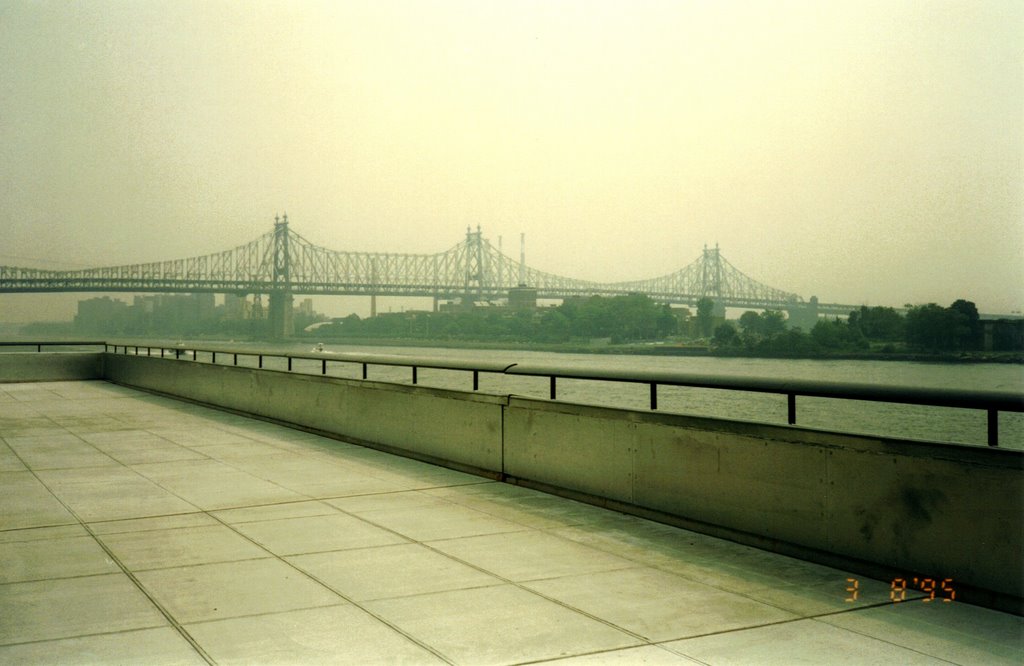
[192,349,197,361]
[412,366,418,384]
[362,363,367,379]
[550,376,557,400]
[287,356,292,372]
[212,351,216,364]
[988,409,998,447]
[175,349,181,359]
[322,359,327,375]
[233,353,238,366]
[160,348,165,358]
[473,370,479,391]
[650,383,658,410]
[37,344,41,352]
[258,355,263,369]
[787,394,796,425]
[146,347,151,356]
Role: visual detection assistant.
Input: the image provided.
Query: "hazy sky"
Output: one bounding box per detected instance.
[1,0,1021,321]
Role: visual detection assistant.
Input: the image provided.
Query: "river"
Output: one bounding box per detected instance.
[237,342,1023,450]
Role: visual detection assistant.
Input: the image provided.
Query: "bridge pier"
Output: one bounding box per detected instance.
[268,291,294,339]
[786,296,820,331]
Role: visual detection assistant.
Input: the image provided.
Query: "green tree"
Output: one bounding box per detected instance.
[904,303,967,351]
[949,299,982,350]
[848,306,904,341]
[811,319,867,351]
[712,322,738,347]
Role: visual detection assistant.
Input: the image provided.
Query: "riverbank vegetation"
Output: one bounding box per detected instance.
[16,293,1022,361]
[309,295,1021,360]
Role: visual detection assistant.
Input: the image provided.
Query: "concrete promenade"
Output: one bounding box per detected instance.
[1,380,1021,665]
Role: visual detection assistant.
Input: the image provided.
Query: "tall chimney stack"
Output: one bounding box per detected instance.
[519,233,526,286]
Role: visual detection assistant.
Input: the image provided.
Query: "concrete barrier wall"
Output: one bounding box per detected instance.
[21,352,1020,610]
[504,397,1022,607]
[0,352,103,382]
[102,354,505,475]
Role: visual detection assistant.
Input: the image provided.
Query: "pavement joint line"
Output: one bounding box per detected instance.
[513,643,705,666]
[0,625,178,651]
[800,616,964,666]
[4,446,217,666]
[326,498,660,646]
[133,447,461,666]
[196,506,457,665]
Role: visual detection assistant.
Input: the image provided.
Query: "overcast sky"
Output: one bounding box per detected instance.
[1,0,1021,321]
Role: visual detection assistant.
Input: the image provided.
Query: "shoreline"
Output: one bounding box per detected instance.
[295,335,1024,364]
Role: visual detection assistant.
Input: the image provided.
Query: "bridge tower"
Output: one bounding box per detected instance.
[700,244,727,317]
[462,225,486,306]
[267,214,294,338]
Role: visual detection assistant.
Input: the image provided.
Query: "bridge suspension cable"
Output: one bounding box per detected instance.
[0,218,803,309]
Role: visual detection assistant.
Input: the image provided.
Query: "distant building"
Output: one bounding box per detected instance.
[74,296,128,333]
[508,287,538,310]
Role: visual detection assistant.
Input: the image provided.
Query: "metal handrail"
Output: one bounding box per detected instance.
[7,341,1020,447]
[0,341,107,352]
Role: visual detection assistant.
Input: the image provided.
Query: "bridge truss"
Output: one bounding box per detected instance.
[0,217,805,311]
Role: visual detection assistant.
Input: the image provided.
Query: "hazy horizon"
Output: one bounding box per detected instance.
[2,0,1021,322]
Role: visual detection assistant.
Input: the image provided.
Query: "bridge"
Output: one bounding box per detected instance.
[1,216,843,337]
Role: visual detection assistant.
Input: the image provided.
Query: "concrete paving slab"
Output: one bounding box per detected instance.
[56,414,137,434]
[663,617,949,665]
[523,566,796,642]
[429,530,639,582]
[82,431,209,464]
[226,454,409,497]
[0,534,120,583]
[2,379,1020,664]
[231,512,408,556]
[818,600,1024,664]
[548,518,922,613]
[288,542,504,601]
[361,460,486,490]
[0,524,86,542]
[185,604,446,665]
[366,584,642,665]
[98,524,272,570]
[4,434,119,469]
[0,440,27,471]
[89,512,218,535]
[134,558,346,623]
[543,645,701,664]
[36,466,198,522]
[0,626,206,665]
[212,499,341,524]
[452,492,617,530]
[130,458,305,509]
[0,470,77,530]
[146,426,258,447]
[357,502,532,542]
[0,573,167,645]
[327,489,455,514]
[188,439,294,459]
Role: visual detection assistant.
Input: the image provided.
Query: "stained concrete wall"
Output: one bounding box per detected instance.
[5,351,1019,610]
[503,397,1022,610]
[0,352,103,382]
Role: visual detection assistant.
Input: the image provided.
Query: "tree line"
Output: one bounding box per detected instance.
[713,300,1021,354]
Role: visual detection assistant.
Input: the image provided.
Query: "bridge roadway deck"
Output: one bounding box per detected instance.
[1,380,1020,665]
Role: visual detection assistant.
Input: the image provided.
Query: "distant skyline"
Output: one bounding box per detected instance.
[1,0,1021,322]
